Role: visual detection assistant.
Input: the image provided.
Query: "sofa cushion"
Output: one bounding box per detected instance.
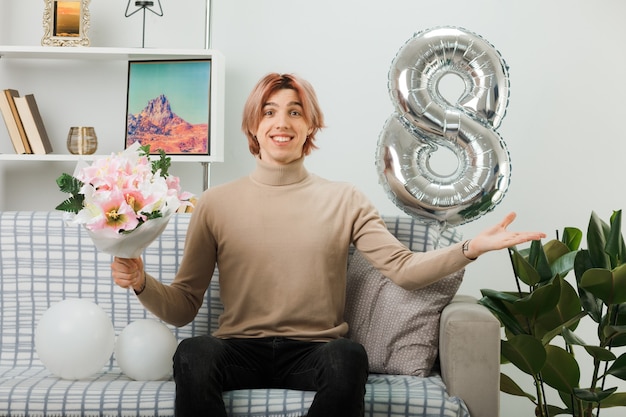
[0,365,469,417]
[345,217,464,376]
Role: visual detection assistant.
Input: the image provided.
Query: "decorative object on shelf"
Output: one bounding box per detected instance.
[125,0,163,48]
[42,0,91,47]
[479,210,626,416]
[55,142,194,258]
[66,126,98,155]
[376,26,511,231]
[125,59,212,156]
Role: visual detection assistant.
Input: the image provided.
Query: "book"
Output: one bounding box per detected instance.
[0,89,32,154]
[14,94,53,155]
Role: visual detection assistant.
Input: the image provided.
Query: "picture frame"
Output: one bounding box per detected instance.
[42,0,91,47]
[125,59,213,156]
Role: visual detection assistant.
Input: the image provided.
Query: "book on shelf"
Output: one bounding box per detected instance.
[0,89,32,154]
[14,94,53,155]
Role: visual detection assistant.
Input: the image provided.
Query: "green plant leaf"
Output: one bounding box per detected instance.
[562,328,617,361]
[585,345,617,362]
[478,293,527,336]
[540,345,580,393]
[587,211,610,269]
[606,352,626,380]
[603,305,626,347]
[550,251,578,281]
[544,404,571,417]
[511,248,542,286]
[599,392,626,407]
[544,240,571,265]
[55,172,83,195]
[513,277,561,319]
[54,195,84,214]
[528,240,554,283]
[561,327,587,346]
[606,210,624,268]
[499,372,536,400]
[603,325,626,346]
[501,335,546,375]
[534,278,581,341]
[562,227,583,251]
[558,390,581,415]
[580,265,626,305]
[573,386,617,403]
[573,250,603,323]
[541,312,587,346]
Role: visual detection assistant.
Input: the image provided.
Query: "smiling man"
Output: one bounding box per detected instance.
[111,73,546,417]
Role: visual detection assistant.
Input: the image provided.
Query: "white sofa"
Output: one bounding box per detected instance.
[0,211,500,417]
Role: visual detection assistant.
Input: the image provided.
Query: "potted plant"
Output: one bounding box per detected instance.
[479,210,626,416]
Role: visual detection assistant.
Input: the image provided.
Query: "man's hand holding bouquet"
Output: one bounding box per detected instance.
[55,142,194,258]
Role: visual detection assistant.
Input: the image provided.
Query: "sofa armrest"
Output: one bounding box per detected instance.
[439,294,500,417]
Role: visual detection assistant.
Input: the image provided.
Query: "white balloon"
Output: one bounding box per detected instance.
[35,298,115,380]
[115,319,178,381]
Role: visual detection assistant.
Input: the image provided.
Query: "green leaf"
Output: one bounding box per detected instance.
[501,335,546,375]
[580,265,626,305]
[562,227,583,251]
[478,293,527,336]
[606,352,626,380]
[55,172,83,195]
[139,144,171,177]
[55,173,85,214]
[511,248,542,286]
[606,210,625,268]
[544,404,571,417]
[603,306,626,347]
[54,195,84,213]
[152,148,171,177]
[550,251,578,281]
[528,240,554,283]
[603,325,626,346]
[544,240,571,265]
[499,372,536,400]
[573,386,617,403]
[563,327,617,360]
[513,277,561,319]
[587,211,610,269]
[561,327,587,346]
[599,392,626,407]
[541,312,587,345]
[540,345,580,393]
[584,345,617,362]
[534,278,581,341]
[573,250,603,322]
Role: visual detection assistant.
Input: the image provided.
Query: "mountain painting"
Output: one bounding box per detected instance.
[125,60,211,155]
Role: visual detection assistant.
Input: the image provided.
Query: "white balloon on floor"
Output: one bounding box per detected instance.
[35,298,115,380]
[115,319,178,381]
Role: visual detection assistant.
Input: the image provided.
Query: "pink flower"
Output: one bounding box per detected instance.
[63,142,194,235]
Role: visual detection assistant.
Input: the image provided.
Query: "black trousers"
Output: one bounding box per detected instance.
[172,335,369,416]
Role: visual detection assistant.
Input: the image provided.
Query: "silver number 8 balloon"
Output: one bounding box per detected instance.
[376,27,511,229]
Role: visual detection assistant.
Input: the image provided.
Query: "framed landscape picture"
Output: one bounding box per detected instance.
[125,59,212,156]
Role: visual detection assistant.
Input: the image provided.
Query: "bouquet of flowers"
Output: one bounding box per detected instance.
[55,142,194,258]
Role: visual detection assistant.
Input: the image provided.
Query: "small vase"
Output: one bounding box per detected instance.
[67,126,98,155]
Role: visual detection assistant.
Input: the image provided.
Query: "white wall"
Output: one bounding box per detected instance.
[2,1,626,415]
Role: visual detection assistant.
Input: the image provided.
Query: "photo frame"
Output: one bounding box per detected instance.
[125,59,213,156]
[42,0,91,47]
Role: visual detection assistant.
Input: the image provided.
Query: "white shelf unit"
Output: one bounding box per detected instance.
[0,45,225,189]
